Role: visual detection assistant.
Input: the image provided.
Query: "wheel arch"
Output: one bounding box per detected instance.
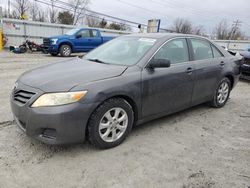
[224,74,234,89]
[59,41,73,51]
[85,95,139,138]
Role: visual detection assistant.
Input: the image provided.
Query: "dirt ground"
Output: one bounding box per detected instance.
[0,50,250,188]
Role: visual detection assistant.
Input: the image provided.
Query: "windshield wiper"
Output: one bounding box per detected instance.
[87,58,110,64]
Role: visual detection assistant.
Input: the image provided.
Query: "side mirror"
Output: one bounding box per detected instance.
[148,58,171,69]
[76,34,82,39]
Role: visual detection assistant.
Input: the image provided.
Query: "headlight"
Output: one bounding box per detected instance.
[31,91,87,107]
[51,38,58,45]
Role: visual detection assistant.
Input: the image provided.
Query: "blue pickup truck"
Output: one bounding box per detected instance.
[43,28,114,57]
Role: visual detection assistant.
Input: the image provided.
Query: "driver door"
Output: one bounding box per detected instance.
[73,29,93,51]
[141,38,195,117]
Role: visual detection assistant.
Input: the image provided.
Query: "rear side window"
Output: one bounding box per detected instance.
[211,45,224,58]
[154,38,189,64]
[190,39,213,60]
[91,30,98,37]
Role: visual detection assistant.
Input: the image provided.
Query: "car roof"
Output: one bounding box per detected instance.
[126,32,208,40]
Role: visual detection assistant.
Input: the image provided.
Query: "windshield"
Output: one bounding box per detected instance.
[84,36,157,66]
[65,28,80,35]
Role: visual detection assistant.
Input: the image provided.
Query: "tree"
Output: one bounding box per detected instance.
[37,10,47,22]
[58,11,74,25]
[69,0,90,25]
[49,0,57,23]
[193,25,205,36]
[108,22,131,31]
[99,18,108,28]
[12,0,30,19]
[172,18,193,34]
[214,20,229,40]
[30,1,39,21]
[86,15,101,27]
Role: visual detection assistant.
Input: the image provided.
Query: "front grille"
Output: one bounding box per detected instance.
[14,90,36,105]
[43,38,50,46]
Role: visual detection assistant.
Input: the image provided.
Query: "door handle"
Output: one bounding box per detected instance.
[186,67,193,74]
[220,61,225,66]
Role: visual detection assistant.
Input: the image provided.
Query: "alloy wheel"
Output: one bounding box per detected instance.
[217,82,229,104]
[99,107,128,143]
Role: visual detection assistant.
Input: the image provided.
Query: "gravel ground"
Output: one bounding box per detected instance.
[0,50,250,188]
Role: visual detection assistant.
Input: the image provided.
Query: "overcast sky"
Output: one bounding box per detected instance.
[1,0,249,35]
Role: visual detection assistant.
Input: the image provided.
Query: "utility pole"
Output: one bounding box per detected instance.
[8,0,10,18]
[229,19,242,40]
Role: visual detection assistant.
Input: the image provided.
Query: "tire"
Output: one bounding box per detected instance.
[50,52,58,56]
[210,77,231,108]
[88,98,134,149]
[60,44,71,57]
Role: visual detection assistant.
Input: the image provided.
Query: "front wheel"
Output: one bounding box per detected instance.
[60,44,71,57]
[210,77,231,108]
[88,98,134,149]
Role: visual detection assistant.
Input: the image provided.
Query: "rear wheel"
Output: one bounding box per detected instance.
[88,98,134,149]
[60,44,71,57]
[210,77,231,108]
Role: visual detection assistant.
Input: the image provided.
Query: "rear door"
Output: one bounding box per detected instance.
[141,38,195,117]
[188,38,225,105]
[90,30,102,49]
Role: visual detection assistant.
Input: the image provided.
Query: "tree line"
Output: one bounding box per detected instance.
[2,0,131,31]
[2,0,246,39]
[171,18,246,40]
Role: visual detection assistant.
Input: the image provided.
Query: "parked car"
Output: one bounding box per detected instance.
[11,33,241,149]
[43,28,114,57]
[239,47,250,76]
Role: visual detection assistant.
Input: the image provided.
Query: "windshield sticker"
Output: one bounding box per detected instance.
[138,38,156,43]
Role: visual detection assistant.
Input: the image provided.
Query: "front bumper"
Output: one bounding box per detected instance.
[241,64,250,76]
[10,82,96,145]
[43,45,59,53]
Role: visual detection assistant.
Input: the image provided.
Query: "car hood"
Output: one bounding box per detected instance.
[19,58,127,92]
[49,35,71,39]
[240,51,250,59]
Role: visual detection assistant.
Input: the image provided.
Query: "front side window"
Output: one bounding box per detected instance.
[212,45,223,58]
[190,39,213,60]
[77,30,91,38]
[153,38,189,64]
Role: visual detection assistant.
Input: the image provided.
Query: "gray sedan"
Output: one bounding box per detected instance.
[11,33,241,149]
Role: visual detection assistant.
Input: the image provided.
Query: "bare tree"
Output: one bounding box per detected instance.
[37,10,47,22]
[12,0,30,19]
[172,18,193,34]
[214,20,229,40]
[193,25,205,36]
[49,0,58,23]
[69,0,90,25]
[29,1,39,21]
[86,15,101,27]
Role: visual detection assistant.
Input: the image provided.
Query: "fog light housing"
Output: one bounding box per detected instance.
[42,128,56,139]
